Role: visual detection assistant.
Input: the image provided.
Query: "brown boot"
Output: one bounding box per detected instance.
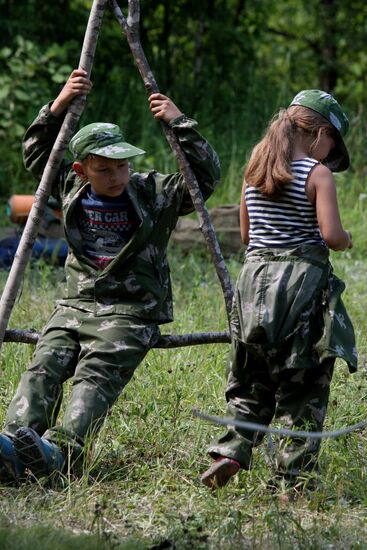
[201,457,240,489]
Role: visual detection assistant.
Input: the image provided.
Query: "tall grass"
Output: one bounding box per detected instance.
[0,201,366,549]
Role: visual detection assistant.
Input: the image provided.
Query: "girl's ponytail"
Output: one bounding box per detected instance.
[244,105,333,199]
[244,109,296,198]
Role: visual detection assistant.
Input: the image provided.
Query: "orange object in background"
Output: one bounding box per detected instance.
[7,195,62,225]
[0,195,67,268]
[7,195,36,224]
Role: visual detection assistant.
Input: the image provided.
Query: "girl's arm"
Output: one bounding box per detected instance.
[240,181,250,245]
[308,164,352,251]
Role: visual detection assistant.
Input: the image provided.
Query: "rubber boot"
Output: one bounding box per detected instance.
[14,427,64,478]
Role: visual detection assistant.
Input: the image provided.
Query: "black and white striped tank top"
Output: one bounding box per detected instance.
[245,157,325,252]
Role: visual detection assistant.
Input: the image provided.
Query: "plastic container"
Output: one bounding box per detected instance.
[7,195,36,224]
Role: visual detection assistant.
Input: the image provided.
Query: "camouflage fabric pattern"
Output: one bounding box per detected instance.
[290,90,349,137]
[13,106,220,452]
[289,89,350,172]
[208,339,335,479]
[23,106,221,324]
[231,244,357,372]
[208,244,357,479]
[4,306,160,453]
[69,122,146,161]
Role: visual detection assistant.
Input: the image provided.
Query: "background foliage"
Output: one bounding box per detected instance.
[0,0,366,203]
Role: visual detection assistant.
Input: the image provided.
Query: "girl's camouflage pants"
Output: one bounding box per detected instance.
[207,338,335,482]
[4,305,160,454]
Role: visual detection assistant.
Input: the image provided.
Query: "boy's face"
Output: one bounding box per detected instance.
[73,155,130,197]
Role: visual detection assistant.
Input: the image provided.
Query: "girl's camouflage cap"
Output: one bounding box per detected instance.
[69,122,145,161]
[290,90,350,172]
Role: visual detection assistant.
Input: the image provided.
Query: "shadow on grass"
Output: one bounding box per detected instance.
[0,522,211,550]
[0,524,146,550]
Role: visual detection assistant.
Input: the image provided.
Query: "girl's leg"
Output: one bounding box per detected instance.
[273,358,335,484]
[203,340,277,487]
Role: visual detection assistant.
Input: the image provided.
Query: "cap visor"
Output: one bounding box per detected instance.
[324,135,350,172]
[90,142,146,160]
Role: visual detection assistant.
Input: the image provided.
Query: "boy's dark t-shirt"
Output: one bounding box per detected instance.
[77,186,139,269]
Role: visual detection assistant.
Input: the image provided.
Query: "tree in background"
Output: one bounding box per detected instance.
[0,0,366,199]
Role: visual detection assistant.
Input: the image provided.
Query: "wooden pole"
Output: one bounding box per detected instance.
[0,0,108,353]
[110,0,234,322]
[3,328,231,348]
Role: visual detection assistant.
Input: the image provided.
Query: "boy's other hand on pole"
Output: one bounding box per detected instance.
[149,93,183,124]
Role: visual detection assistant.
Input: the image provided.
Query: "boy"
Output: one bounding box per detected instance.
[0,69,220,481]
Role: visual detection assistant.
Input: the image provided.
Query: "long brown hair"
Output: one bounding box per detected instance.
[244,105,333,198]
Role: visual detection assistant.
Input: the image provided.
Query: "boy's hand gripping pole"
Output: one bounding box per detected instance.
[110,0,234,323]
[0,0,108,353]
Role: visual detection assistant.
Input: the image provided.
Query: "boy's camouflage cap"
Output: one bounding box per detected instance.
[290,90,350,172]
[69,122,145,161]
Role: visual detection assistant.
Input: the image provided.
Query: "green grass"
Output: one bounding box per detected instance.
[0,256,366,548]
[0,180,366,549]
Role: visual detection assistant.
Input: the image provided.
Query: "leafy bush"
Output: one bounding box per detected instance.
[0,36,73,196]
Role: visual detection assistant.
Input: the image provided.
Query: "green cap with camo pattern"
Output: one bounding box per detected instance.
[69,122,145,161]
[289,90,350,172]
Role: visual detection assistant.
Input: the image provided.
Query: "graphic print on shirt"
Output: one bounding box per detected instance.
[77,187,139,269]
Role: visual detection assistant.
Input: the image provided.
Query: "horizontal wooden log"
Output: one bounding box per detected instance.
[3,329,231,348]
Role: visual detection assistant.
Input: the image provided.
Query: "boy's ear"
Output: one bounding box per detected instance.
[72,161,86,179]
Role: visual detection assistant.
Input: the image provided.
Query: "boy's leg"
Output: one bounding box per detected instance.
[44,313,160,452]
[4,306,79,438]
[203,340,276,487]
[273,358,335,484]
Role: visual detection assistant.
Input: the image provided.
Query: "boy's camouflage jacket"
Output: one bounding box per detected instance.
[23,104,221,323]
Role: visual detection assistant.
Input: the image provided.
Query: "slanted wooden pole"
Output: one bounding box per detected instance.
[0,0,108,353]
[110,0,234,322]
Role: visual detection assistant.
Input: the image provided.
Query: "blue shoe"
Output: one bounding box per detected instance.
[0,433,25,482]
[14,427,64,478]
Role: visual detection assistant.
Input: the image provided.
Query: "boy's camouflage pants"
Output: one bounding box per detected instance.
[207,338,335,481]
[4,305,160,453]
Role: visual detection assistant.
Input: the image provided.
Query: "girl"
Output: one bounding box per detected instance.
[201,90,357,491]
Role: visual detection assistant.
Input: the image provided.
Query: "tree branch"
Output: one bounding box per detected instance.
[109,0,234,323]
[265,25,321,56]
[0,0,108,353]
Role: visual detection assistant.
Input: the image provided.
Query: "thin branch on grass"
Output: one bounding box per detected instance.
[194,409,367,440]
[110,0,234,322]
[0,0,108,352]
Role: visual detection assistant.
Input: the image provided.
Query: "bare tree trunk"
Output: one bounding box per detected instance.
[194,15,205,88]
[318,0,338,92]
[110,0,234,322]
[3,329,230,348]
[0,0,108,353]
